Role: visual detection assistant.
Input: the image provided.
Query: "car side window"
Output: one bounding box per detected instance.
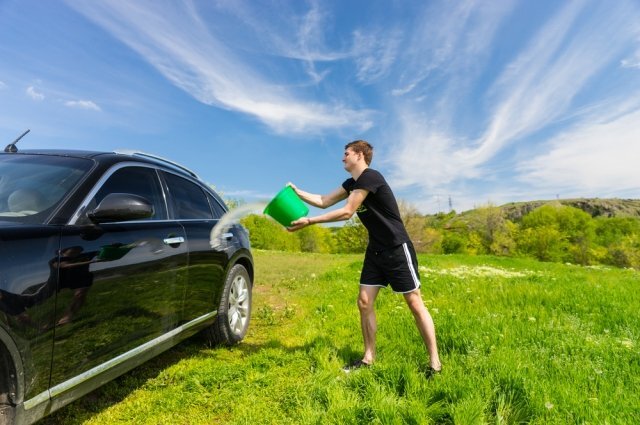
[206,193,226,219]
[88,166,167,221]
[162,172,213,220]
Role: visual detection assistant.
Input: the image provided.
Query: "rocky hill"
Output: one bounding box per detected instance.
[498,198,640,221]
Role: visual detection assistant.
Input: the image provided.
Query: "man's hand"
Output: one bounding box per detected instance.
[287,217,311,232]
[286,182,299,194]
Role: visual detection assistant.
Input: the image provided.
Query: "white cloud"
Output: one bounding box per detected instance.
[0,81,6,90]
[26,86,44,101]
[517,108,640,193]
[66,0,371,134]
[388,110,474,190]
[388,0,640,212]
[64,100,101,111]
[621,48,640,69]
[391,0,514,101]
[352,29,401,84]
[221,188,273,200]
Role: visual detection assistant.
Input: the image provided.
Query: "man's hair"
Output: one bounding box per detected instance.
[345,140,373,165]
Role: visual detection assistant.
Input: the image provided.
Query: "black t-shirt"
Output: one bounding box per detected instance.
[342,168,410,250]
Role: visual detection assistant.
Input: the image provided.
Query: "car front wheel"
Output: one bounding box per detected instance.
[205,264,252,346]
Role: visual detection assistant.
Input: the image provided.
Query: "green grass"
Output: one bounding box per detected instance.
[44,251,640,424]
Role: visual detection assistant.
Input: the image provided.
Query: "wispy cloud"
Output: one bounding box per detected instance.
[352,29,402,84]
[518,107,640,194]
[470,0,626,165]
[221,188,273,200]
[64,100,101,111]
[391,0,513,102]
[26,86,44,101]
[621,42,640,69]
[66,0,372,134]
[388,0,640,210]
[0,81,6,90]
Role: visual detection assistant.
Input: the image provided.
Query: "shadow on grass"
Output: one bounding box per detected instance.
[40,334,362,424]
[40,335,208,424]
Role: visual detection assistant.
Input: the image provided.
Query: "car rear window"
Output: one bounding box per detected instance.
[162,172,213,220]
[0,154,92,224]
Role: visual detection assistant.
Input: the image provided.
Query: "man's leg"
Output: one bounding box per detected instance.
[403,289,441,370]
[358,285,381,364]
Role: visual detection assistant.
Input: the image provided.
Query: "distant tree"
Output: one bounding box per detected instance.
[240,214,300,252]
[422,227,443,254]
[556,205,596,264]
[297,225,335,253]
[466,204,506,253]
[398,200,428,252]
[442,230,467,254]
[334,217,368,253]
[594,217,640,246]
[516,204,595,264]
[425,210,457,229]
[517,225,566,262]
[605,235,640,268]
[490,220,518,256]
[595,217,640,268]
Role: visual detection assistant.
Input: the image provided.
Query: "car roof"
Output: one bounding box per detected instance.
[2,149,105,158]
[3,149,200,180]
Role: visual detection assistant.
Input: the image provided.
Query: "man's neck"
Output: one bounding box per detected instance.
[351,164,369,181]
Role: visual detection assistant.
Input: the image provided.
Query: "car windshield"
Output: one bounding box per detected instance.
[0,154,92,224]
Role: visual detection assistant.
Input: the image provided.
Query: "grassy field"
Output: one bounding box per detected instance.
[44,251,640,424]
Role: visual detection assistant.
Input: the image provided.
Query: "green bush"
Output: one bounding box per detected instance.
[240,214,300,252]
[517,204,596,264]
[297,225,335,253]
[442,231,467,254]
[237,200,640,270]
[333,218,368,253]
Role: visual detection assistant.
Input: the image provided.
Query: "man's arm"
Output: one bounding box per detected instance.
[287,189,368,231]
[289,183,348,209]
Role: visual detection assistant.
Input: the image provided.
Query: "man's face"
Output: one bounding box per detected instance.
[342,148,361,171]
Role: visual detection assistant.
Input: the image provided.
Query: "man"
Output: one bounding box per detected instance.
[288,140,442,376]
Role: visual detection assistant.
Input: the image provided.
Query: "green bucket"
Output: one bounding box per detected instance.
[264,186,309,227]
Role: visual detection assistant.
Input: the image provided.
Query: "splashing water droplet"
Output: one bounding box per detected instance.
[209,201,269,248]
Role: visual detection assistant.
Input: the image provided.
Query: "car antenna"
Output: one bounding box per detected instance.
[4,129,30,153]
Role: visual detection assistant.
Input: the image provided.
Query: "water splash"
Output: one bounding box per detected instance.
[209,201,268,248]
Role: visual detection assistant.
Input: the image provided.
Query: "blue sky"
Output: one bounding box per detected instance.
[1,0,639,214]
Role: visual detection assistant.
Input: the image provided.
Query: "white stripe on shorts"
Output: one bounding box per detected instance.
[402,242,421,292]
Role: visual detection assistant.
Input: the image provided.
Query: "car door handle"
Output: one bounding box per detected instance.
[163,236,185,245]
[221,232,234,240]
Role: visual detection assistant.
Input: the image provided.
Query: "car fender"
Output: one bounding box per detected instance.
[0,325,24,405]
[225,248,254,284]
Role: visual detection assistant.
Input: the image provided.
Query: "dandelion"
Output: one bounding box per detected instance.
[310,273,317,279]
[545,402,554,410]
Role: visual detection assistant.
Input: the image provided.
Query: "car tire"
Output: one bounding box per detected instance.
[205,264,252,346]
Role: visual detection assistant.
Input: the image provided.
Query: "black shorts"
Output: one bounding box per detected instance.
[360,242,421,293]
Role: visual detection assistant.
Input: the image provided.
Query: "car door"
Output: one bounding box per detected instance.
[160,171,227,324]
[49,165,188,395]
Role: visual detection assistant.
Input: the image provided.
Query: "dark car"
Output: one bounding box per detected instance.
[0,147,253,425]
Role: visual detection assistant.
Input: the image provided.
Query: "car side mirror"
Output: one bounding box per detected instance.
[88,193,154,223]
